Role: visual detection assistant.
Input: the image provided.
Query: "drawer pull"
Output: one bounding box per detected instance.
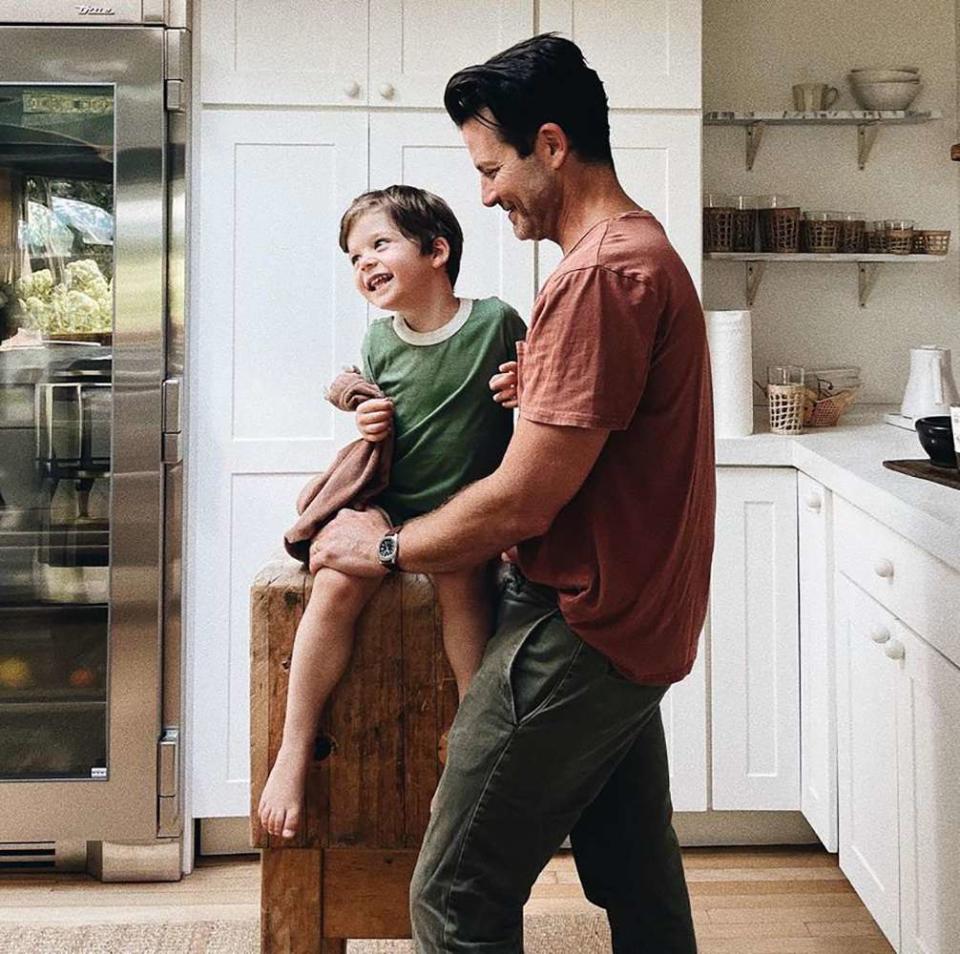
[869,625,891,644]
[379,83,396,99]
[343,80,361,98]
[805,492,822,513]
[884,639,905,660]
[873,558,894,579]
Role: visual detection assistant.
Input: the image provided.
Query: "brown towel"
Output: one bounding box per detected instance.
[283,367,393,564]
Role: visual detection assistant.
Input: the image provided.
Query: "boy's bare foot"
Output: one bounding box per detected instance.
[258,743,309,839]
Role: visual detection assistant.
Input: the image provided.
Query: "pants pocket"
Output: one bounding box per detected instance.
[505,612,583,726]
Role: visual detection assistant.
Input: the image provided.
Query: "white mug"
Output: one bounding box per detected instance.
[793,83,840,111]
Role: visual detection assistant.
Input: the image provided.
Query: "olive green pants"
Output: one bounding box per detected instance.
[410,569,697,953]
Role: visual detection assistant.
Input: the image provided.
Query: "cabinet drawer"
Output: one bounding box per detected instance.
[834,498,960,666]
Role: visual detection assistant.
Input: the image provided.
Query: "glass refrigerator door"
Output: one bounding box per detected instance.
[0,28,165,841]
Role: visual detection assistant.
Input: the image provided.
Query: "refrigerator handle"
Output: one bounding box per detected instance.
[162,377,182,464]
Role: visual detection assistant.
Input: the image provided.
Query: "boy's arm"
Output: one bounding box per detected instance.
[308,415,608,576]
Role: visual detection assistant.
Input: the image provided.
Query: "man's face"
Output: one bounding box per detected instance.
[461,114,556,243]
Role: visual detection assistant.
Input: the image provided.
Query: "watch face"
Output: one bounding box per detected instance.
[378,536,397,562]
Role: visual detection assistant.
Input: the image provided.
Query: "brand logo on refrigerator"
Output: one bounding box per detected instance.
[75,4,117,14]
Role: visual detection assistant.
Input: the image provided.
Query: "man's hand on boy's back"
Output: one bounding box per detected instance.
[356,398,394,443]
[489,361,518,410]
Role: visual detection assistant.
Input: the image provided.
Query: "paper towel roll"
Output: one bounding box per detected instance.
[705,310,754,438]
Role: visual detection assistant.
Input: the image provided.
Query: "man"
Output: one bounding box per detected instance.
[311,33,715,954]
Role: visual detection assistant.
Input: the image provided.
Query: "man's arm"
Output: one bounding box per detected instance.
[309,416,609,577]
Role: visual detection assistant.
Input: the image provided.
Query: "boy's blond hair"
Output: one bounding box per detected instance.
[339,185,464,286]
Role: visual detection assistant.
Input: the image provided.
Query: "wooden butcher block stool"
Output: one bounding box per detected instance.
[250,555,457,953]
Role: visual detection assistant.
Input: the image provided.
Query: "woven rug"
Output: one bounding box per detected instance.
[0,921,259,954]
[0,911,611,953]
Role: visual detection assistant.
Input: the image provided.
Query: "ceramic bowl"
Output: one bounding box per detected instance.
[850,68,919,82]
[849,79,921,110]
[915,416,957,468]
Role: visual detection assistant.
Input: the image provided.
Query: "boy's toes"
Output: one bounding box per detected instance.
[282,805,300,840]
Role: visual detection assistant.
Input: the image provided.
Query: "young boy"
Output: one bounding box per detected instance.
[258,185,525,840]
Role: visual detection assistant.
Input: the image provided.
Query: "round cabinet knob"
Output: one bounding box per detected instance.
[344,81,361,98]
[873,558,895,579]
[884,639,906,660]
[805,492,822,512]
[869,625,891,644]
[379,83,395,100]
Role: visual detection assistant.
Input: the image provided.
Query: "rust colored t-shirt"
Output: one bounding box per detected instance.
[515,211,715,684]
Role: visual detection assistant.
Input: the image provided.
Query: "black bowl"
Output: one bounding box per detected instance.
[915,416,957,468]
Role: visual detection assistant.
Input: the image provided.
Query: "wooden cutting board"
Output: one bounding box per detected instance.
[883,458,960,490]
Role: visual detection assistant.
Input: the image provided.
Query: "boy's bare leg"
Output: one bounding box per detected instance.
[259,567,381,839]
[432,564,494,701]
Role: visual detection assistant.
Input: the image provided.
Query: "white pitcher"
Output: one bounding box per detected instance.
[900,346,960,420]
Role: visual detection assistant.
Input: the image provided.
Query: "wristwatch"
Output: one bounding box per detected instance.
[377,528,401,571]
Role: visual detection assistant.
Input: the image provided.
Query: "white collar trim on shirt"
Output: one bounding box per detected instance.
[392,297,474,346]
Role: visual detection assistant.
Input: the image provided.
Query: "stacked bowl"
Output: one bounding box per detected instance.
[848,67,921,110]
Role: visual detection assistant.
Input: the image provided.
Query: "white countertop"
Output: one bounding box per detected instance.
[717,406,960,572]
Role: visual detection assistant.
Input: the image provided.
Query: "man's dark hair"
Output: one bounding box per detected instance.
[444,33,612,166]
[339,184,464,286]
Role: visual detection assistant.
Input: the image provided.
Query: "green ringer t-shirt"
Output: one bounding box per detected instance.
[361,296,526,524]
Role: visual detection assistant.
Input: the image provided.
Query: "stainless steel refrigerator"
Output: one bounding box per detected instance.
[0,3,188,879]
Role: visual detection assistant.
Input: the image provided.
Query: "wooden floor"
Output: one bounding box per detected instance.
[0,846,893,953]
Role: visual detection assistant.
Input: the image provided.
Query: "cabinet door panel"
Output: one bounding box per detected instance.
[661,630,707,811]
[898,625,960,954]
[200,0,368,105]
[835,576,901,949]
[797,473,838,851]
[370,112,536,318]
[369,1,533,108]
[711,468,799,810]
[538,0,701,108]
[537,114,701,294]
[189,110,368,815]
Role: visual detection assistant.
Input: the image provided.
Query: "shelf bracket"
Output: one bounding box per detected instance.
[857,123,879,170]
[745,122,765,171]
[745,261,765,306]
[858,263,880,307]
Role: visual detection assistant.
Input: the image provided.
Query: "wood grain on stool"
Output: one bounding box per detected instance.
[251,556,457,952]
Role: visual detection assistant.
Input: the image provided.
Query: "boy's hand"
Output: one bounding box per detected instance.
[356,398,394,443]
[489,361,518,409]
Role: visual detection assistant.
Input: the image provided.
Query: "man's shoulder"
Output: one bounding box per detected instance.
[553,212,679,286]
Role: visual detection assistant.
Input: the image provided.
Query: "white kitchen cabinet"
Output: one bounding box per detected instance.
[189,108,369,816]
[537,113,703,292]
[835,575,901,947]
[711,467,800,810]
[538,0,701,109]
[797,473,838,852]
[836,513,960,954]
[190,5,705,820]
[369,1,534,108]
[200,0,369,106]
[369,112,537,317]
[200,0,533,107]
[896,613,960,954]
[661,630,707,811]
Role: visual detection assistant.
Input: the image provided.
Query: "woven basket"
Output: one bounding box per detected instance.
[886,227,914,255]
[759,208,801,253]
[912,229,951,255]
[767,384,805,434]
[839,220,865,253]
[704,207,735,252]
[804,387,859,427]
[732,208,758,252]
[802,219,841,253]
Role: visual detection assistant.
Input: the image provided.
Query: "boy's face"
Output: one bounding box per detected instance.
[345,208,437,311]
